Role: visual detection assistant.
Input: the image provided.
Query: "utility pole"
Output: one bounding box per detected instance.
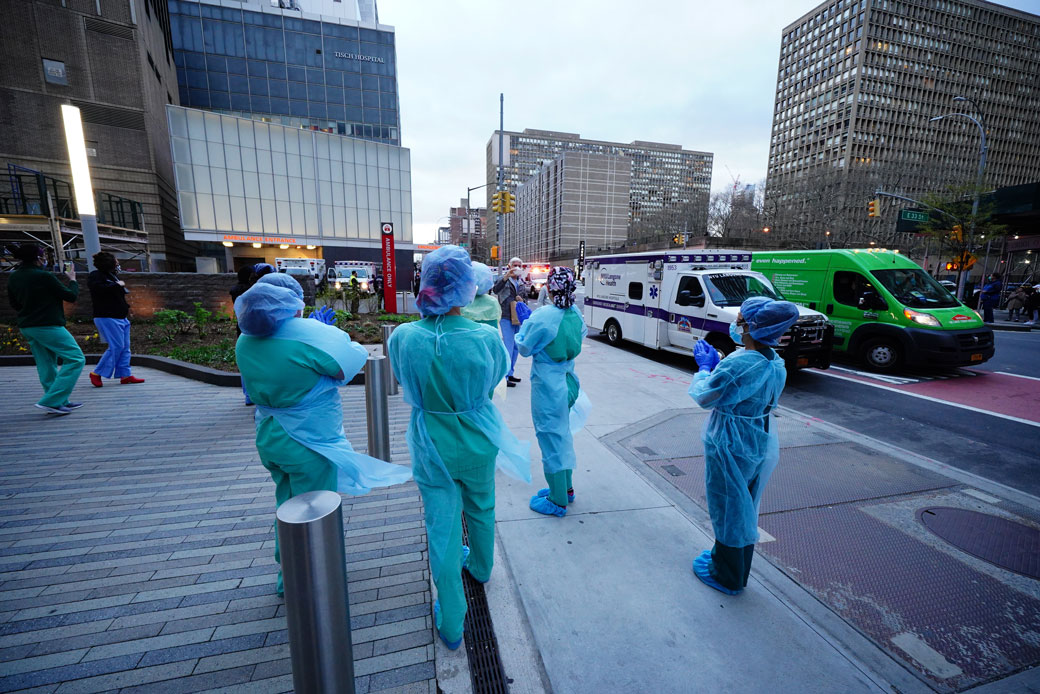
[497,94,504,261]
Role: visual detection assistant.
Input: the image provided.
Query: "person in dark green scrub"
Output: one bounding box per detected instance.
[6,243,85,415]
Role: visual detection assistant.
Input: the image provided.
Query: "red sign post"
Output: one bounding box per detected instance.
[380,222,397,313]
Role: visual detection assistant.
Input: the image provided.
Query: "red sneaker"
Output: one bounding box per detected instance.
[120,376,145,384]
[89,372,103,388]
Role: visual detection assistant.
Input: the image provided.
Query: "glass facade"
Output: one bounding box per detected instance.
[168,106,412,246]
[168,0,400,145]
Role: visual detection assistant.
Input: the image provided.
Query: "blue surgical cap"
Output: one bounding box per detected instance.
[415,245,476,317]
[253,263,275,278]
[741,297,800,346]
[257,272,304,300]
[235,282,304,337]
[471,262,494,295]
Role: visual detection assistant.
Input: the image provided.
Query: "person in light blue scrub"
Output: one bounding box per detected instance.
[688,296,800,595]
[515,266,591,517]
[388,245,530,650]
[235,273,412,596]
[461,262,501,329]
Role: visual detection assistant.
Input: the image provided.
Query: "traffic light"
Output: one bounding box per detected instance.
[490,191,505,213]
[867,198,880,218]
[503,191,516,213]
[951,224,963,242]
[945,261,958,271]
[672,233,681,245]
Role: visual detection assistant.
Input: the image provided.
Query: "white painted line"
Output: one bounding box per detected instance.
[961,488,1001,504]
[814,370,1040,429]
[997,371,1040,383]
[891,632,963,679]
[757,527,776,543]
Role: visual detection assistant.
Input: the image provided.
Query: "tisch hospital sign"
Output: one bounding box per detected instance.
[333,52,385,63]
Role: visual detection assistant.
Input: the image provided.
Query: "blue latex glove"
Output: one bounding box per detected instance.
[693,341,721,373]
[310,306,336,325]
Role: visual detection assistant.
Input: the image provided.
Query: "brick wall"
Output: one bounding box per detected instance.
[0,272,316,322]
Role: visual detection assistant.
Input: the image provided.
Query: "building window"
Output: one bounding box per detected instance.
[43,59,68,85]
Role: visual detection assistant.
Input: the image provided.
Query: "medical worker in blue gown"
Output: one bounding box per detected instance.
[387,245,530,650]
[235,273,412,596]
[515,266,592,517]
[688,297,800,595]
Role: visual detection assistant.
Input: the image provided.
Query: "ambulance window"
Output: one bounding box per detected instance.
[833,271,876,307]
[628,282,643,300]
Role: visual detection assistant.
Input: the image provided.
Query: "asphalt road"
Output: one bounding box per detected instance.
[589,332,1040,498]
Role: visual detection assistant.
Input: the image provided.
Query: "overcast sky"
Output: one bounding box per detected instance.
[388,0,1039,244]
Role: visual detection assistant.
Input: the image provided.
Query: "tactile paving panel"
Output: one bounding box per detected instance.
[919,507,1040,580]
[757,505,1040,692]
[645,442,957,515]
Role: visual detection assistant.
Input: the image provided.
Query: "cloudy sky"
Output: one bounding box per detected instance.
[388,0,1038,244]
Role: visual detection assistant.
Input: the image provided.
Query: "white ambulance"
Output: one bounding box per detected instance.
[582,250,834,369]
[327,261,377,291]
[275,257,326,282]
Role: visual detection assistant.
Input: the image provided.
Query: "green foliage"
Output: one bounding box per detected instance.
[153,308,191,327]
[192,302,214,337]
[334,310,353,329]
[379,313,419,325]
[163,338,237,367]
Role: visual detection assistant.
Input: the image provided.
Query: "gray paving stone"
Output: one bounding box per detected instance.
[105,602,229,631]
[136,633,266,667]
[80,628,214,662]
[352,617,429,646]
[113,664,256,694]
[0,654,142,692]
[193,644,289,674]
[198,674,293,694]
[0,621,113,650]
[30,624,164,657]
[355,647,433,678]
[157,607,277,636]
[51,659,196,694]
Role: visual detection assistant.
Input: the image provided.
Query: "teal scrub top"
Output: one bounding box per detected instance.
[543,308,584,406]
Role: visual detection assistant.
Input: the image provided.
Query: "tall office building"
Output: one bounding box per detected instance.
[765,0,1040,244]
[487,129,713,252]
[0,0,194,269]
[504,152,632,263]
[168,0,400,145]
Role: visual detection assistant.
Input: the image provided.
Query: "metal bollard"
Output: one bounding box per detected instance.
[365,356,392,462]
[381,324,399,395]
[277,490,355,694]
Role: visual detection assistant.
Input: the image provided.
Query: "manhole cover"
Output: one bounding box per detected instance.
[918,507,1040,579]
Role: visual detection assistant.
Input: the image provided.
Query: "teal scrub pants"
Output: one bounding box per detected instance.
[20,326,85,408]
[417,459,496,644]
[545,469,573,508]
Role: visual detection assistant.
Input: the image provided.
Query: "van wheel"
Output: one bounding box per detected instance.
[605,320,623,345]
[861,337,901,372]
[706,333,737,356]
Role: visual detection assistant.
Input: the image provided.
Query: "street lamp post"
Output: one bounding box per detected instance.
[929,97,987,300]
[61,105,101,272]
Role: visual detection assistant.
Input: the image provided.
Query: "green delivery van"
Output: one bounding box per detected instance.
[752,249,994,372]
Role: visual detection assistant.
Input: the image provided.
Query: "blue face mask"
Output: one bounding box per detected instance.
[729,322,745,344]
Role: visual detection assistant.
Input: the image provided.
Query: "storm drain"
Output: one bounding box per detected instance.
[461,517,509,693]
[919,507,1040,580]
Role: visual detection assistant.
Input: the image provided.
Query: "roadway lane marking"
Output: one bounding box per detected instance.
[828,365,919,385]
[814,370,1040,428]
[757,527,776,543]
[891,632,963,679]
[996,371,1040,383]
[962,488,1001,504]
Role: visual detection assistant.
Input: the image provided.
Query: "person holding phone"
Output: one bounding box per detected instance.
[6,243,85,415]
[492,257,525,387]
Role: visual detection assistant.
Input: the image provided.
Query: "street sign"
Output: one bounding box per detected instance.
[380,222,396,313]
[900,210,930,223]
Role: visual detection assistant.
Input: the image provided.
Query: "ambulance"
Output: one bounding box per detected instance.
[582,250,834,369]
[327,261,377,291]
[275,257,325,282]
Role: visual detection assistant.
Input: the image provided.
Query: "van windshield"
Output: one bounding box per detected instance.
[703,274,783,307]
[870,269,959,308]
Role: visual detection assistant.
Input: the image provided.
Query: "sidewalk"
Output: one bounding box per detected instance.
[0,366,433,694]
[486,337,1040,694]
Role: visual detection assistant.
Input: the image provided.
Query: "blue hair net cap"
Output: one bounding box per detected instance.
[257,272,304,300]
[235,282,305,337]
[471,262,494,295]
[741,297,800,346]
[415,245,476,317]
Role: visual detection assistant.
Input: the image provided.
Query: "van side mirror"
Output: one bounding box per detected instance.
[858,292,887,311]
[677,290,705,308]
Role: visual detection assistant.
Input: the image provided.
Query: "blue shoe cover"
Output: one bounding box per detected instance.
[529,495,567,517]
[433,600,463,650]
[536,488,575,503]
[692,555,741,596]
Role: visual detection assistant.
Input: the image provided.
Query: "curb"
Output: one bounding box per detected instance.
[985,322,1034,332]
[0,354,366,387]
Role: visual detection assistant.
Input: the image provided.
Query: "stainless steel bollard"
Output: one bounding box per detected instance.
[381,324,399,395]
[277,491,355,694]
[365,356,392,462]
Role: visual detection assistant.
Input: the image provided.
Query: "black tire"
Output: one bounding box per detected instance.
[605,320,623,345]
[861,337,901,372]
[705,333,737,356]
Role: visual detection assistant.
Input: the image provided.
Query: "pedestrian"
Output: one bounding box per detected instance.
[412,264,422,296]
[1025,286,1040,325]
[978,272,1002,323]
[235,272,412,596]
[688,297,800,596]
[87,252,144,387]
[493,256,525,387]
[373,269,384,311]
[515,266,591,518]
[387,245,530,650]
[535,283,552,308]
[1005,285,1028,322]
[6,243,85,415]
[460,262,500,328]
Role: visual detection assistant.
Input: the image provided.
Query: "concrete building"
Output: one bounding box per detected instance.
[503,152,631,263]
[448,199,486,246]
[0,0,194,270]
[486,129,712,251]
[765,0,1040,245]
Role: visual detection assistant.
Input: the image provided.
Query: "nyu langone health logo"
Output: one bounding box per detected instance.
[334,52,385,63]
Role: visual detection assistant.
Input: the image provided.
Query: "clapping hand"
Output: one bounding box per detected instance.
[310,306,337,325]
[693,340,721,373]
